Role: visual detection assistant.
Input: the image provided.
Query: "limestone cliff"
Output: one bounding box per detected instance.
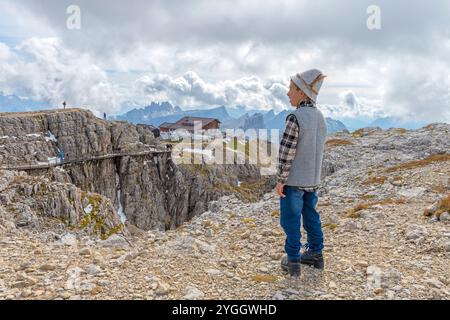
[0,108,263,231]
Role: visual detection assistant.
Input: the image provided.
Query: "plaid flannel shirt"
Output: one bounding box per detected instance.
[276,100,318,192]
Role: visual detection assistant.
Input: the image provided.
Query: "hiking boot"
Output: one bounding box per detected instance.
[280,255,301,277]
[300,251,324,269]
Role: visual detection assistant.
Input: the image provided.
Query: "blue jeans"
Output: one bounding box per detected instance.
[280,186,324,260]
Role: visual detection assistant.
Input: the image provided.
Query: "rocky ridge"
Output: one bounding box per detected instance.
[0,123,449,300]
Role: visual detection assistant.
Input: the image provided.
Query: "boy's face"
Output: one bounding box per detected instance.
[287,80,307,106]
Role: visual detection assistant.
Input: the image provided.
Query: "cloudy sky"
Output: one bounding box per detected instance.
[0,0,449,123]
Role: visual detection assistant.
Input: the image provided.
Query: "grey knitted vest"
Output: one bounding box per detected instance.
[285,105,327,188]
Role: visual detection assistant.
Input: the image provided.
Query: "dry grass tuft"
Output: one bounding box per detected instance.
[385,154,450,173]
[326,138,354,147]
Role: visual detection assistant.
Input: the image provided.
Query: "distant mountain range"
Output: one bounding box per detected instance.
[113,101,348,135]
[368,117,427,130]
[0,92,51,112]
[4,93,428,133]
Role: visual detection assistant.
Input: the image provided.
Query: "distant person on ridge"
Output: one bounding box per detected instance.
[275,69,328,277]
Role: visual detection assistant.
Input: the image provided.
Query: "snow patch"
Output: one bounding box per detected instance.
[45,131,58,142]
[84,204,93,214]
[117,188,126,224]
[182,148,213,160]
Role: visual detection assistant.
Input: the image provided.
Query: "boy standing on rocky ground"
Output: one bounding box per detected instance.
[275,69,328,277]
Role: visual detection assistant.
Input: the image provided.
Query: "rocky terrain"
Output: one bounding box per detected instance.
[0,115,449,300]
[0,109,264,231]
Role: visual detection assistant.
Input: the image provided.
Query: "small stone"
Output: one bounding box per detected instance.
[262,230,276,237]
[344,220,359,230]
[98,234,129,248]
[366,265,401,289]
[206,269,222,276]
[80,282,96,292]
[425,278,444,288]
[39,264,56,271]
[328,281,337,289]
[429,216,439,223]
[60,292,72,299]
[272,292,285,300]
[439,212,450,222]
[13,274,37,288]
[398,187,426,198]
[183,286,205,300]
[201,220,212,227]
[155,282,170,296]
[79,248,92,256]
[241,231,251,239]
[386,290,395,299]
[91,286,103,295]
[93,256,106,268]
[60,233,77,246]
[195,239,216,254]
[97,280,111,287]
[373,288,383,295]
[405,225,427,241]
[87,264,102,276]
[391,180,403,187]
[354,260,369,268]
[270,252,283,260]
[258,267,269,273]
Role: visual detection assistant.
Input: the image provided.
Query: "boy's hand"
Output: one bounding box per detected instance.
[275,183,286,198]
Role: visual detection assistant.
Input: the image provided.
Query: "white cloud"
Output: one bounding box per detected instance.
[129,71,290,112]
[0,0,449,124]
[383,57,450,122]
[0,37,121,115]
[0,43,11,59]
[320,91,386,119]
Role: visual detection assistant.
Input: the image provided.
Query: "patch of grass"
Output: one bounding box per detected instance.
[360,194,377,200]
[101,223,124,240]
[317,202,331,207]
[79,192,124,239]
[345,198,407,218]
[323,222,338,230]
[326,138,353,147]
[431,185,449,194]
[214,177,270,203]
[392,128,407,134]
[345,203,368,218]
[241,218,255,224]
[372,198,407,206]
[433,193,450,218]
[351,128,365,137]
[386,154,450,173]
[362,176,387,185]
[252,274,277,283]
